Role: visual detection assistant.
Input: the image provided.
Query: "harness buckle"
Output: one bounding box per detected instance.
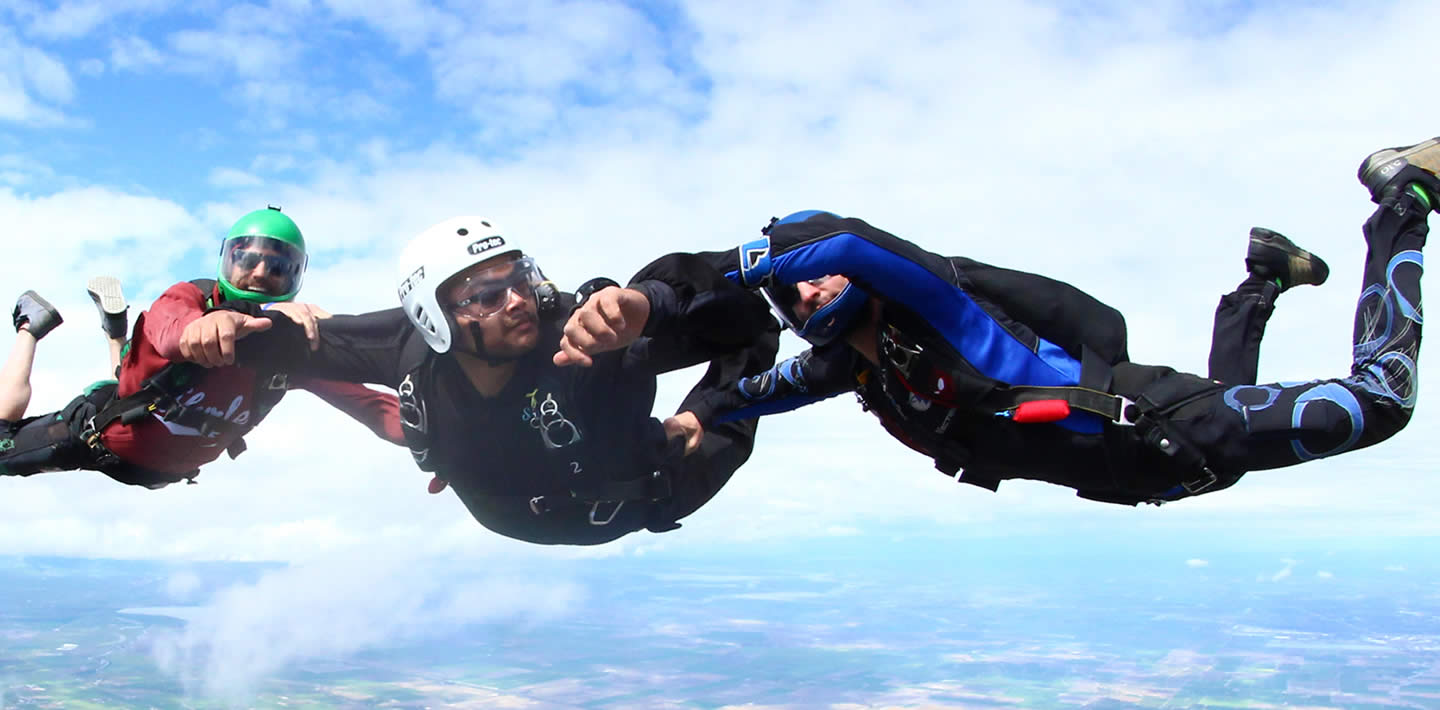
[589,500,624,526]
[879,327,923,378]
[1180,467,1219,495]
[80,416,120,468]
[1111,395,1139,427]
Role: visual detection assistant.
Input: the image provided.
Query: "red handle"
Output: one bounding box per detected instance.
[1012,399,1071,424]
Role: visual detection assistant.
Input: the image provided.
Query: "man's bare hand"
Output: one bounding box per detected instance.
[662,411,704,456]
[263,302,332,351]
[178,311,272,367]
[554,287,650,367]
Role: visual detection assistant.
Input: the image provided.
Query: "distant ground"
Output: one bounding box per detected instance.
[1,535,1439,709]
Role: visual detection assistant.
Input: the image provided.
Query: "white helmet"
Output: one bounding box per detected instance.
[395,216,524,353]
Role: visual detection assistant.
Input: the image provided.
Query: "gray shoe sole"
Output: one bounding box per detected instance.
[1359,137,1440,189]
[86,276,127,315]
[86,276,128,339]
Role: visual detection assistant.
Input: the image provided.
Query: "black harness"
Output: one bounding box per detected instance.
[78,279,289,479]
[865,312,1226,505]
[398,278,685,529]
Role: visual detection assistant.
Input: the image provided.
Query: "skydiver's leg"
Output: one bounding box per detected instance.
[1207,228,1328,385]
[86,277,129,378]
[1182,186,1429,479]
[0,412,93,477]
[2,292,63,421]
[1206,276,1277,386]
[0,331,38,422]
[650,325,780,531]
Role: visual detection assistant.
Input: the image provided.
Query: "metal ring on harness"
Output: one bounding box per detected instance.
[589,500,624,526]
[526,495,626,526]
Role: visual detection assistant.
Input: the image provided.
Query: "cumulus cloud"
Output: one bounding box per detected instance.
[0,26,74,124]
[165,570,203,601]
[149,556,582,702]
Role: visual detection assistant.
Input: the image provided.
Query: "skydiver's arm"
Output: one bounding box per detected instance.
[704,344,860,424]
[621,251,778,374]
[720,214,1102,395]
[723,213,958,318]
[234,308,411,387]
[292,377,406,446]
[144,282,219,362]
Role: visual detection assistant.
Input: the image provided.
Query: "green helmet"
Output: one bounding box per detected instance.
[217,206,308,303]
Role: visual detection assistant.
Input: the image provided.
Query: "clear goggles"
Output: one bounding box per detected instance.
[445,256,543,318]
[220,236,306,297]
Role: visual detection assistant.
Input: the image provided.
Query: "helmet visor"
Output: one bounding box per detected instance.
[443,256,542,318]
[220,236,306,299]
[761,276,834,332]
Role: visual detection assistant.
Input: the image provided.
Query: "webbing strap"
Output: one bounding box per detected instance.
[984,385,1139,425]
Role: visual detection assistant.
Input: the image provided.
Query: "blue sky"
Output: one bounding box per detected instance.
[2,0,1440,563]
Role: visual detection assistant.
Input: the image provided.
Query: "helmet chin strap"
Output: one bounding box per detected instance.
[460,321,528,366]
[450,289,554,366]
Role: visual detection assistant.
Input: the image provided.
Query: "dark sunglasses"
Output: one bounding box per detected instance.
[232,249,297,275]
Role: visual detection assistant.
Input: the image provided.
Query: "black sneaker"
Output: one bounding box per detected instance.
[86,276,129,340]
[13,291,62,340]
[1246,227,1329,292]
[1358,137,1440,209]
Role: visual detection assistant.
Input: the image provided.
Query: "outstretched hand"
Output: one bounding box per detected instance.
[554,286,650,367]
[663,411,704,456]
[178,311,272,367]
[263,301,332,351]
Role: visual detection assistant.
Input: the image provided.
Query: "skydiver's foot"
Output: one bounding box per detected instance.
[1358,137,1440,211]
[86,276,129,340]
[12,291,62,340]
[1245,227,1329,292]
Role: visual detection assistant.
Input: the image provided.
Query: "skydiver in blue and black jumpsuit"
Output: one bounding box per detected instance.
[701,138,1438,505]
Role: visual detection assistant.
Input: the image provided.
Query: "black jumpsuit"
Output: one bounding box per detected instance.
[235,253,779,544]
[708,196,1425,504]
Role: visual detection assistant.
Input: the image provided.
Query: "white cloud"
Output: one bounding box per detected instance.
[1316,571,1334,579]
[165,570,203,601]
[23,0,179,40]
[1262,559,1297,583]
[208,167,263,188]
[0,153,56,186]
[109,35,166,72]
[321,0,455,52]
[0,26,74,124]
[75,58,104,76]
[149,556,582,702]
[1186,559,1209,568]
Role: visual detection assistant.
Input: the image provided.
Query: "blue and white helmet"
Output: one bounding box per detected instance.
[754,210,870,347]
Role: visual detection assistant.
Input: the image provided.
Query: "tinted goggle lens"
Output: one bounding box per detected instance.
[232,249,299,276]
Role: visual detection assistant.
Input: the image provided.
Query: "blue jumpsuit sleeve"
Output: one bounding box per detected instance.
[708,345,859,424]
[723,213,1102,434]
